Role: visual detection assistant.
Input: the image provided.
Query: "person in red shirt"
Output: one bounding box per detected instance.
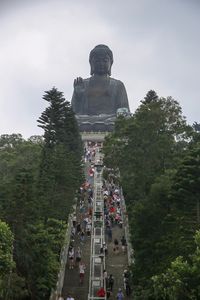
[89,167,94,177]
[109,206,115,213]
[97,287,106,297]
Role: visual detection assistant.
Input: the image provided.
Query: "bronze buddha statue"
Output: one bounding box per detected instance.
[71,44,130,131]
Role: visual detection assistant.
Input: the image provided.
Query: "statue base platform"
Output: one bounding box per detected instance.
[76,114,116,133]
[81,131,108,142]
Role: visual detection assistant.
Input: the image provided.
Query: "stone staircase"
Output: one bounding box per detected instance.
[106,225,130,299]
[62,150,132,300]
[62,213,91,300]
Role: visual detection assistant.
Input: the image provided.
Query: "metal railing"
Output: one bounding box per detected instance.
[120,188,134,266]
[49,148,133,300]
[49,205,76,300]
[88,152,106,300]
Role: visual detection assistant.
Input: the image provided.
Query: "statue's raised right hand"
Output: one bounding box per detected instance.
[73,77,85,94]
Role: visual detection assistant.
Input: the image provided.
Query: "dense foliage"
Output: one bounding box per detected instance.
[1,87,199,299]
[0,220,14,279]
[103,90,200,299]
[0,88,83,299]
[152,230,200,299]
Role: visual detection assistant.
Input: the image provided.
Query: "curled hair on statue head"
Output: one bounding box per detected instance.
[89,44,113,75]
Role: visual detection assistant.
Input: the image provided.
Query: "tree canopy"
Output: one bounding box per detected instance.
[0,87,83,299]
[103,90,200,299]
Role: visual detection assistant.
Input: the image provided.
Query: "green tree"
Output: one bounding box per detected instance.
[1,272,28,300]
[0,134,24,148]
[130,171,182,299]
[0,118,81,299]
[103,91,194,298]
[25,220,66,299]
[104,91,191,202]
[152,231,200,300]
[0,136,41,222]
[168,143,200,256]
[141,89,159,104]
[129,143,200,298]
[0,220,14,277]
[0,221,26,300]
[37,87,83,220]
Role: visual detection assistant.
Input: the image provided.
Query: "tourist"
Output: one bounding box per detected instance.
[86,222,92,236]
[68,246,74,269]
[66,295,74,300]
[88,207,93,217]
[115,213,121,226]
[108,274,114,291]
[80,200,84,213]
[99,246,104,262]
[79,261,86,284]
[97,287,106,297]
[72,214,77,227]
[103,242,108,255]
[116,288,124,300]
[75,247,82,266]
[106,288,112,299]
[113,238,119,254]
[103,269,108,287]
[121,236,127,253]
[76,222,81,235]
[123,269,130,280]
[80,230,85,244]
[119,219,123,228]
[124,277,131,296]
[83,216,89,230]
[71,226,76,240]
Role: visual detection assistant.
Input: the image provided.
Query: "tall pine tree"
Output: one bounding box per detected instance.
[37,87,83,220]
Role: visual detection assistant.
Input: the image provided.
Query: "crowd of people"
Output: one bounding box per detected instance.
[60,143,132,299]
[97,176,132,299]
[67,179,94,282]
[103,181,127,254]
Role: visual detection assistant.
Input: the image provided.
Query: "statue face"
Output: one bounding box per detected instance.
[91,54,111,75]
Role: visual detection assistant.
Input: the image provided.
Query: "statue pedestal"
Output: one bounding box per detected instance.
[76,114,116,133]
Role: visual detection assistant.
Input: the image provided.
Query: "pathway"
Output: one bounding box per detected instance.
[106,224,130,299]
[62,145,131,300]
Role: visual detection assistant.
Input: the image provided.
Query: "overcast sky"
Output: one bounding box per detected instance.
[0,0,199,138]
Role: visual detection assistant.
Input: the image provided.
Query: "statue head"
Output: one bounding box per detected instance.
[89,44,113,76]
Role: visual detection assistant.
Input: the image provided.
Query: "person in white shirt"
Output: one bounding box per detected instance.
[79,261,86,284]
[68,246,75,269]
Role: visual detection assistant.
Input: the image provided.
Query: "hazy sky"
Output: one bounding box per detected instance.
[0,0,199,138]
